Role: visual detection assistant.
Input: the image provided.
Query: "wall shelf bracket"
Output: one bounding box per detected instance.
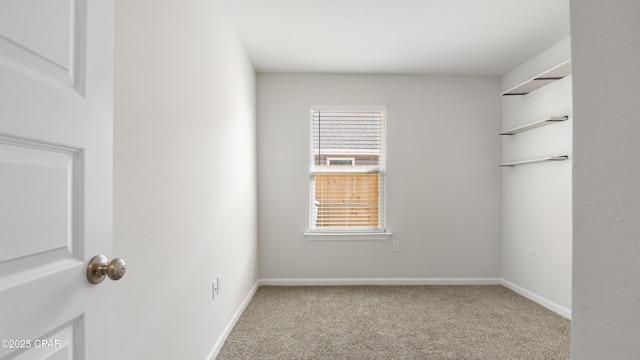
[501,60,572,96]
[500,116,569,135]
[499,155,569,167]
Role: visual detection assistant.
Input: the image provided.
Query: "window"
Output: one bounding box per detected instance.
[307,106,388,238]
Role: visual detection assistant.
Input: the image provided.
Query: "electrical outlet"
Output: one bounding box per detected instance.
[528,248,535,262]
[393,240,400,252]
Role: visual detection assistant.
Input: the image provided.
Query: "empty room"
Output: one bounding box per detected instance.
[0,0,638,359]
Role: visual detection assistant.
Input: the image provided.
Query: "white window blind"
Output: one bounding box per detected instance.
[309,107,386,232]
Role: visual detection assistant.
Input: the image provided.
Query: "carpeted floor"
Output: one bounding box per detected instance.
[217,285,570,359]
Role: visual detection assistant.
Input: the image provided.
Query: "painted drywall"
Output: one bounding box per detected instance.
[257,74,501,280]
[571,0,640,357]
[113,1,257,359]
[500,39,573,317]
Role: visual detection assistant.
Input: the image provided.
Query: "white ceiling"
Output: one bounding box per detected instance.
[223,0,570,75]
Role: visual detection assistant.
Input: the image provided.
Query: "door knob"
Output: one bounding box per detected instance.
[86,255,127,284]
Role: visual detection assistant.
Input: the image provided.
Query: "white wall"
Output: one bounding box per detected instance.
[500,39,573,317]
[258,74,501,281]
[113,1,257,359]
[571,0,640,357]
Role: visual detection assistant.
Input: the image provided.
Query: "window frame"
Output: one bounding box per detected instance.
[305,105,391,241]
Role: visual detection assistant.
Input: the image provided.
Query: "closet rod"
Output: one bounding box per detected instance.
[499,155,569,167]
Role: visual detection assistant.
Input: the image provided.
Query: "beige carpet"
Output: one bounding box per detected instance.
[217,285,570,359]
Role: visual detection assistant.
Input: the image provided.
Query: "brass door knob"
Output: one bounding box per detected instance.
[86,255,127,284]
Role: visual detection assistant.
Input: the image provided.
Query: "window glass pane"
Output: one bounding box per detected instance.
[309,108,386,232]
[312,111,383,169]
[314,173,380,228]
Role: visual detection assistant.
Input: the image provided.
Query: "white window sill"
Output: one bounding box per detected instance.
[304,232,392,241]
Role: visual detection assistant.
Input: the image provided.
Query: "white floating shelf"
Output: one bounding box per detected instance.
[501,60,572,96]
[500,116,569,135]
[499,155,569,167]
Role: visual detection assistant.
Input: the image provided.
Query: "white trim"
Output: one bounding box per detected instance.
[500,279,571,319]
[311,167,382,174]
[205,281,260,360]
[311,105,387,112]
[304,232,392,241]
[258,277,501,286]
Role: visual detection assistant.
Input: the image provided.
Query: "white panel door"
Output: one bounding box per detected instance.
[0,1,115,359]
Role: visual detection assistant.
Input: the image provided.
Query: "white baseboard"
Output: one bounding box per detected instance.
[258,277,501,286]
[206,281,259,360]
[500,279,571,319]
